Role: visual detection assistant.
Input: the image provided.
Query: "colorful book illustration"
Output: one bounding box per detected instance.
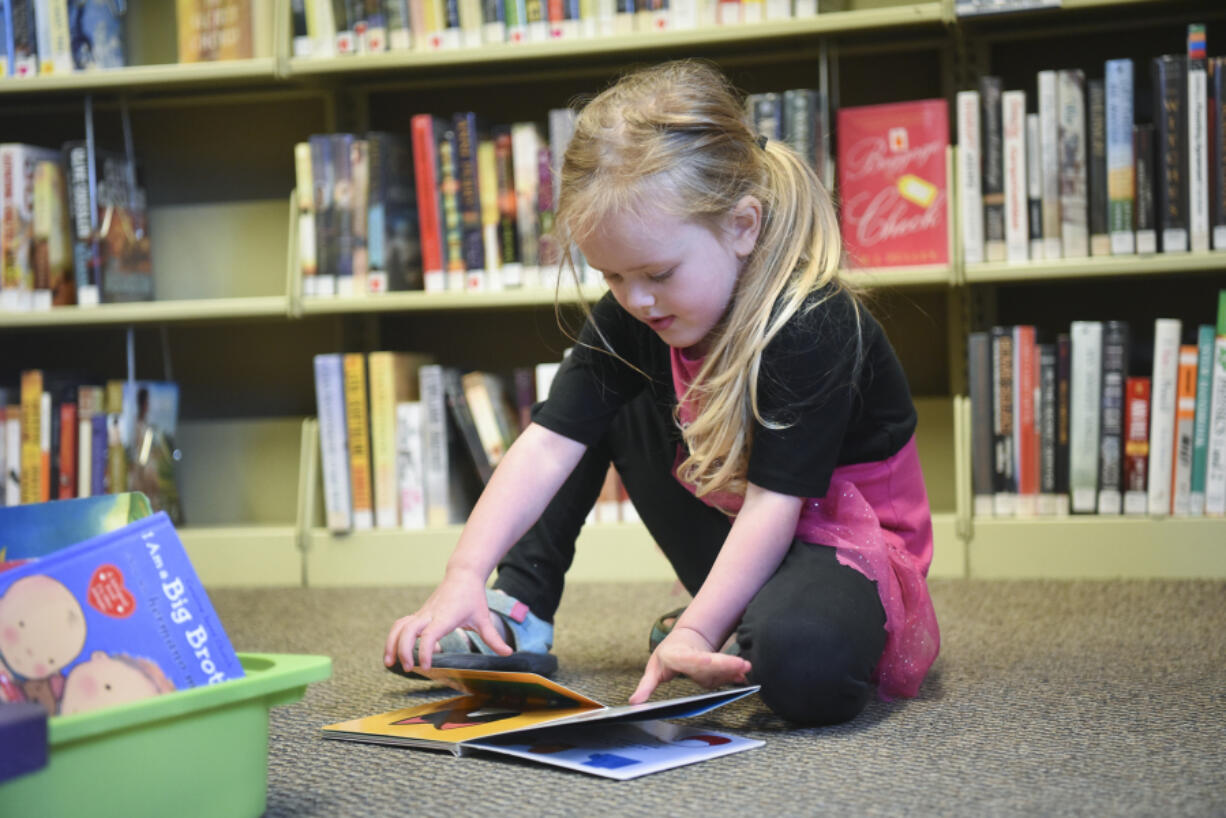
[0,511,244,716]
[0,492,152,567]
[323,668,760,778]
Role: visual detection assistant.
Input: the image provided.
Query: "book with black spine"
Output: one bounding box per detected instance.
[1134,123,1157,254]
[990,326,1015,516]
[1087,78,1110,256]
[980,76,1006,262]
[1097,320,1129,514]
[1153,55,1189,253]
[968,332,994,516]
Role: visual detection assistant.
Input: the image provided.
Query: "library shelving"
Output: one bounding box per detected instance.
[1,0,1222,588]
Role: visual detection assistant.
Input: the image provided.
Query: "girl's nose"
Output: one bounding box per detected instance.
[626,283,654,310]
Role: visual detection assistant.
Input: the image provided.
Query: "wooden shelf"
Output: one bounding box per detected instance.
[180,525,302,588]
[300,285,605,315]
[0,296,292,330]
[0,59,281,96]
[968,516,1226,579]
[965,251,1226,285]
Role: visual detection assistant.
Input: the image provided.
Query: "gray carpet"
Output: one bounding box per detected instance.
[210,580,1226,817]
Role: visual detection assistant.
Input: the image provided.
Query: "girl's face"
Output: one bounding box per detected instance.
[579,197,761,356]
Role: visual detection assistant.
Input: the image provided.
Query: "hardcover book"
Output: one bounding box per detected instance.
[1087,79,1110,256]
[0,492,152,566]
[1153,55,1189,253]
[0,512,243,716]
[956,90,984,265]
[323,668,761,779]
[1123,376,1150,515]
[1057,69,1088,259]
[1148,318,1183,516]
[836,99,950,269]
[1037,70,1062,260]
[979,77,1006,262]
[1105,59,1135,255]
[1069,321,1102,514]
[990,326,1015,516]
[70,0,128,69]
[1097,321,1129,514]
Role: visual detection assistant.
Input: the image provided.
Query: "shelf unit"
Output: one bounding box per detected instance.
[1,0,1222,588]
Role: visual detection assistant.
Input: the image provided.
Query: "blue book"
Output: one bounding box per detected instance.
[1189,324,1217,514]
[0,512,243,716]
[69,0,127,69]
[0,1,11,77]
[0,492,152,566]
[1105,58,1135,254]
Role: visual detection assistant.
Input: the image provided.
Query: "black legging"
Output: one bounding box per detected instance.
[493,390,888,725]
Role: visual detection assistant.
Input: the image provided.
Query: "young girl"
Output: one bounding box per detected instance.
[384,60,939,726]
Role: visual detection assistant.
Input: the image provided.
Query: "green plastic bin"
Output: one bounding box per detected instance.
[0,652,331,818]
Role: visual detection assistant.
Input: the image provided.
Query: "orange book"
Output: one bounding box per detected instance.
[19,370,42,505]
[343,353,374,530]
[1013,325,1039,516]
[59,399,77,500]
[1170,345,1199,515]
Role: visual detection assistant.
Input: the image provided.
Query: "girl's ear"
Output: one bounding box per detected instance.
[727,195,763,258]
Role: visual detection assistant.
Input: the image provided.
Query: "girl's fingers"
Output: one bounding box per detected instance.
[474,618,513,657]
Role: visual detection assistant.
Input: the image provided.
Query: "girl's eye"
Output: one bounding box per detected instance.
[603,272,622,285]
[649,269,674,282]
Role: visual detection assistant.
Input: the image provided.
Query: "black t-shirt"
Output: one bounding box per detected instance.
[534,287,917,499]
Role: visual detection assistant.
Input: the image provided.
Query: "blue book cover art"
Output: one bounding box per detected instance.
[0,512,243,716]
[0,492,153,566]
[0,1,11,77]
[69,0,127,70]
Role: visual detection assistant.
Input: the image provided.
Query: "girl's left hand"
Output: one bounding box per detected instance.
[628,626,752,704]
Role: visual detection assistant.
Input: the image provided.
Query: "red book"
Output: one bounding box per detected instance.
[1123,376,1151,514]
[59,400,77,500]
[411,114,446,291]
[1012,325,1039,515]
[836,99,950,269]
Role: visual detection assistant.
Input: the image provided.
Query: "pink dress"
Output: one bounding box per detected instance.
[670,347,940,700]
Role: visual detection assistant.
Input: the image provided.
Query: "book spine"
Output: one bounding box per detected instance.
[1026,113,1044,261]
[1134,124,1158,254]
[1002,90,1029,263]
[58,398,76,500]
[91,412,106,496]
[1038,343,1058,514]
[990,326,1015,516]
[1057,69,1088,259]
[396,401,427,529]
[968,332,994,516]
[453,112,486,291]
[1189,324,1216,514]
[294,142,317,297]
[64,143,100,305]
[5,410,19,505]
[10,0,37,76]
[1059,333,1073,514]
[980,76,1006,263]
[77,413,92,498]
[1105,59,1136,255]
[957,91,984,266]
[1188,25,1210,253]
[1038,70,1062,260]
[1153,55,1189,253]
[309,134,338,296]
[782,89,819,176]
[1171,344,1199,515]
[1097,320,1129,514]
[314,355,353,532]
[1123,376,1151,515]
[511,122,541,288]
[1213,57,1226,250]
[443,368,493,484]
[493,126,522,287]
[411,114,447,292]
[419,364,452,527]
[1147,318,1183,515]
[1012,325,1038,516]
[366,133,388,294]
[368,352,400,529]
[19,369,41,505]
[331,134,357,297]
[343,353,374,530]
[350,138,370,295]
[1069,320,1102,514]
[1205,334,1226,515]
[438,123,466,292]
[1087,79,1110,256]
[291,0,314,55]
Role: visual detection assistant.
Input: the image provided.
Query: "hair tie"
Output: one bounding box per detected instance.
[756,134,768,150]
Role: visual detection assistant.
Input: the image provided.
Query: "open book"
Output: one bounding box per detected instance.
[322,668,762,779]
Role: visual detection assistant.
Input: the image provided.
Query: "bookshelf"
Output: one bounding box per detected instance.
[1,0,1222,587]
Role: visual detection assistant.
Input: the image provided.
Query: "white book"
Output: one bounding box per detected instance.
[1057,70,1089,259]
[1105,58,1136,255]
[795,0,817,16]
[535,361,561,402]
[314,355,354,533]
[1003,90,1029,263]
[1187,56,1210,253]
[396,402,427,530]
[956,91,984,265]
[1069,322,1102,513]
[5,414,19,506]
[77,417,92,498]
[1204,336,1226,516]
[419,365,454,528]
[1147,319,1183,516]
[511,123,542,289]
[33,0,73,74]
[1026,113,1045,261]
[1038,71,1063,260]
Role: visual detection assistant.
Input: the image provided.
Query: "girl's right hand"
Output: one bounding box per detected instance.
[382,571,514,672]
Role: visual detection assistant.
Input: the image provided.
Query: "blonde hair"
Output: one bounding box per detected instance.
[556,59,861,500]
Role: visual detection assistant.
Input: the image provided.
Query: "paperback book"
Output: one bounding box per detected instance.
[323,668,761,779]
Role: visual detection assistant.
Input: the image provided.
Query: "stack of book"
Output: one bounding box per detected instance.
[0,376,182,524]
[968,290,1226,518]
[957,25,1226,265]
[290,0,832,58]
[312,352,564,533]
[0,0,127,78]
[0,141,153,311]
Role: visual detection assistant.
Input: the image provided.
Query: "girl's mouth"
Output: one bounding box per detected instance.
[647,316,674,331]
